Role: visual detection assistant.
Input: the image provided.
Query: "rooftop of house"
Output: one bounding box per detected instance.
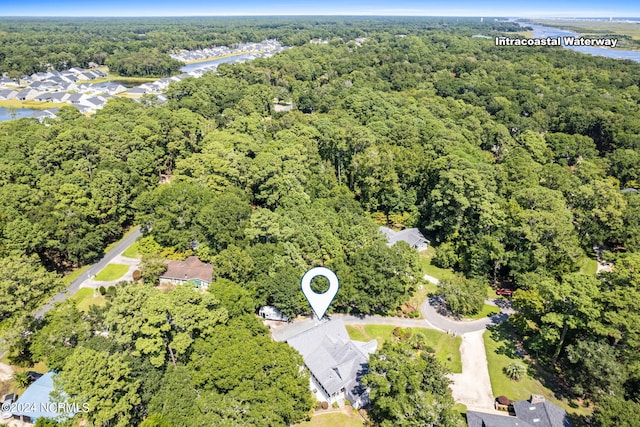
[160,256,213,284]
[467,395,572,427]
[379,226,430,248]
[287,319,376,397]
[512,397,572,427]
[13,372,76,421]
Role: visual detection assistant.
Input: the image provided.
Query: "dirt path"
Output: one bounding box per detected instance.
[448,329,495,410]
[0,362,12,382]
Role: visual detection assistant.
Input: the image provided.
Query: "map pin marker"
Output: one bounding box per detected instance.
[300,267,340,321]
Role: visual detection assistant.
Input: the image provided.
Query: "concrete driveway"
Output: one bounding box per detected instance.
[448,329,495,410]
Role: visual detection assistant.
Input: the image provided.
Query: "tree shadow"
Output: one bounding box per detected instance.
[487,323,521,359]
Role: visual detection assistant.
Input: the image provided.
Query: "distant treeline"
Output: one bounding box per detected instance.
[0,16,523,76]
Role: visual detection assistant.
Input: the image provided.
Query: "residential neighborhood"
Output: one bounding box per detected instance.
[0,11,638,427]
[0,39,287,121]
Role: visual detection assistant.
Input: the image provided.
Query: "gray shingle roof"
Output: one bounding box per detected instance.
[287,319,375,398]
[513,400,572,427]
[379,226,429,248]
[467,410,534,427]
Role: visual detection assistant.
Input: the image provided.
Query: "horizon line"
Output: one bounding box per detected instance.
[1,14,639,18]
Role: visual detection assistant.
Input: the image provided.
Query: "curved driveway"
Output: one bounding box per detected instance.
[33,227,141,319]
[420,296,512,335]
[272,294,513,341]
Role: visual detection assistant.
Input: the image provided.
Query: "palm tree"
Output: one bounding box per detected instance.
[504,363,527,381]
[13,371,31,388]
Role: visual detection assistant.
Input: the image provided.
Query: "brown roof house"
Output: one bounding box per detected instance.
[159,256,213,289]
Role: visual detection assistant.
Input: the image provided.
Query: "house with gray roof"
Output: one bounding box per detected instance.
[379,226,430,250]
[0,89,18,100]
[0,77,18,87]
[467,395,572,427]
[48,93,68,103]
[31,109,58,122]
[127,87,147,95]
[15,89,41,100]
[65,93,83,104]
[287,319,377,409]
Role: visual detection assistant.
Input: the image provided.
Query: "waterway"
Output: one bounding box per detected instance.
[521,23,640,63]
[0,107,39,122]
[179,53,257,73]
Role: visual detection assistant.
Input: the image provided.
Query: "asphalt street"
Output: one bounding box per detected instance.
[33,227,141,319]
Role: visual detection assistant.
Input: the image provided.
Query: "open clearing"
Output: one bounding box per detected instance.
[484,323,591,417]
[346,324,462,373]
[533,19,640,47]
[71,287,107,312]
[94,263,129,281]
[295,410,365,427]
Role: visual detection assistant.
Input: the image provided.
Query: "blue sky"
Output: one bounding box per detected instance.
[1,0,639,17]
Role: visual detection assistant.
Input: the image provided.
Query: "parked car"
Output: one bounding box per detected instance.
[1,393,17,419]
[496,288,513,297]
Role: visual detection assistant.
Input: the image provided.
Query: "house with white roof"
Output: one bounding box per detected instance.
[286,319,377,409]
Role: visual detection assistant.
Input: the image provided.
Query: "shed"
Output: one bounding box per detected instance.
[259,305,289,322]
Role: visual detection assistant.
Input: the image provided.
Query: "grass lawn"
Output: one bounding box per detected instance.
[419,248,457,283]
[464,303,501,320]
[295,411,365,427]
[94,264,129,281]
[0,99,58,110]
[534,19,640,42]
[76,76,158,85]
[71,287,107,312]
[346,324,462,373]
[122,240,140,258]
[578,257,598,276]
[484,324,592,417]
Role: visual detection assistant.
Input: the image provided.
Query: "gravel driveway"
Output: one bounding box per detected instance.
[448,329,495,410]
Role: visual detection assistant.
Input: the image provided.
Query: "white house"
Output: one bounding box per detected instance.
[287,319,377,409]
[379,226,430,250]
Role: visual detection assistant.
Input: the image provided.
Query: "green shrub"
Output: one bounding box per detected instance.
[504,362,527,381]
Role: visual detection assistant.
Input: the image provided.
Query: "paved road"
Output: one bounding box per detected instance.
[33,227,141,319]
[420,296,512,335]
[421,274,513,334]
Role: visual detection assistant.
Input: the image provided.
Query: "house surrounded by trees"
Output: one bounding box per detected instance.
[286,319,377,409]
[159,256,213,288]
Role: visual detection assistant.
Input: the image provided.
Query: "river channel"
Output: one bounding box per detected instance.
[521,22,640,63]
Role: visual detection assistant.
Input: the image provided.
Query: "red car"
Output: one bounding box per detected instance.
[496,288,513,297]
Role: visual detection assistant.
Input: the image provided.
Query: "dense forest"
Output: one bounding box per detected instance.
[1,16,640,426]
[0,17,523,76]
